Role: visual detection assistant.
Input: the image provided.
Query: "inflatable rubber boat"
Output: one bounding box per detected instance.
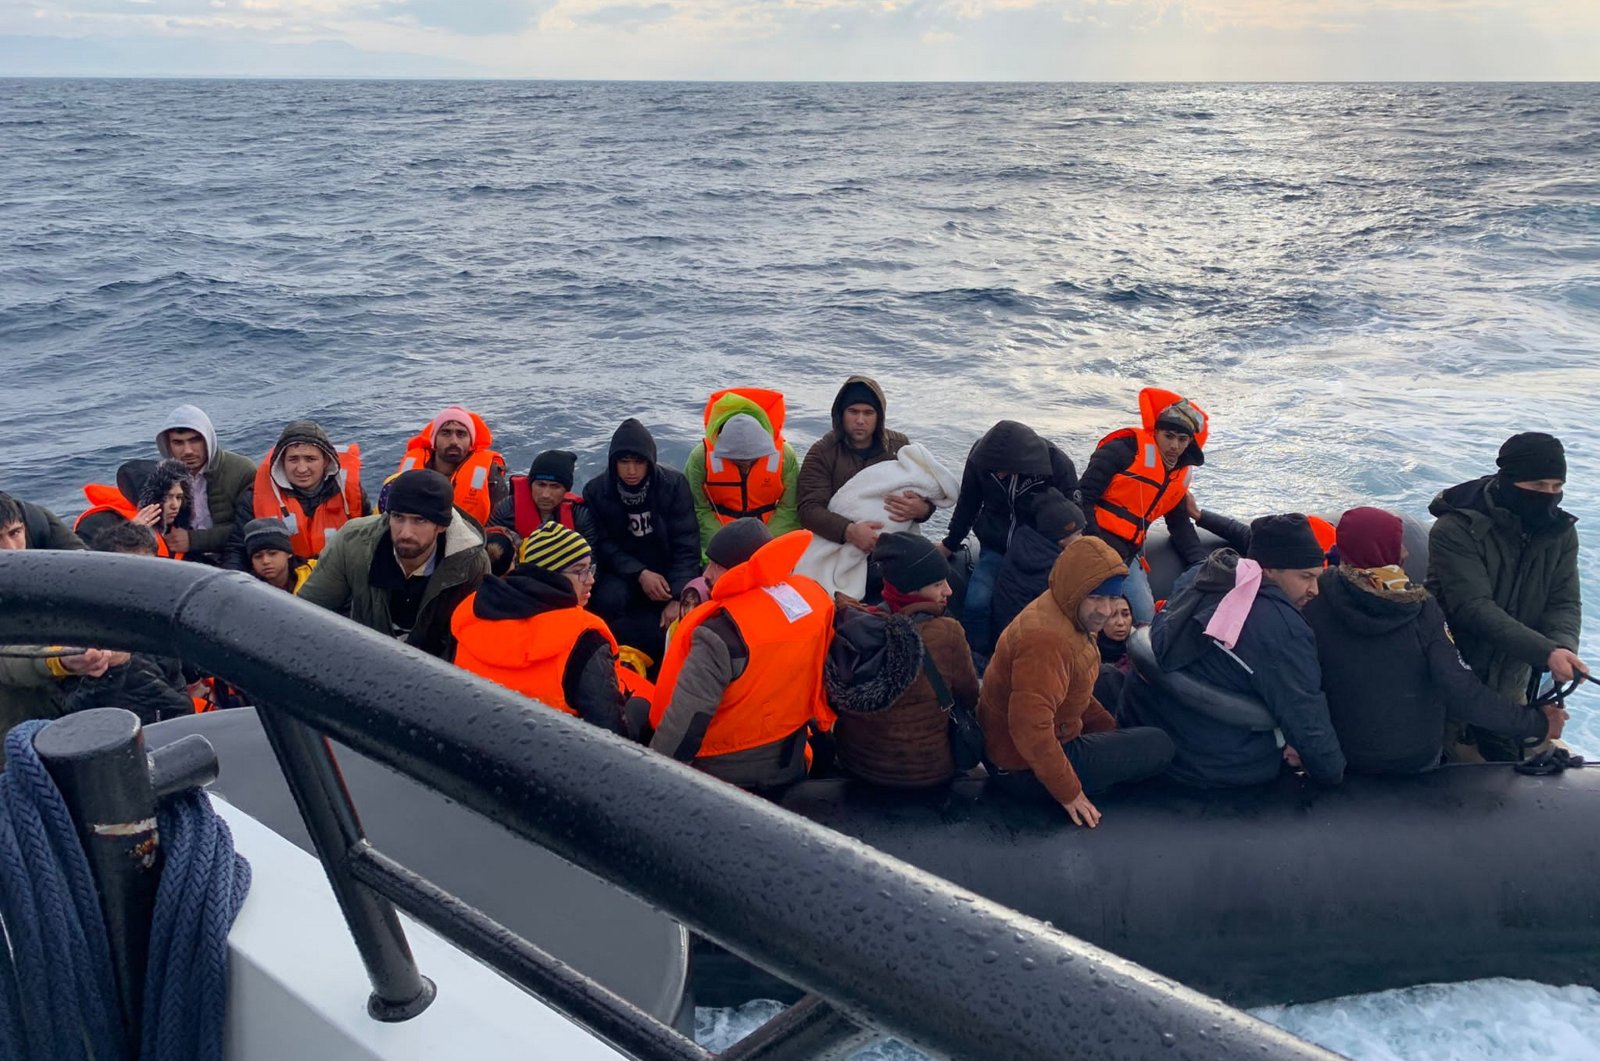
[694,518,1600,1009]
[0,548,1340,1061]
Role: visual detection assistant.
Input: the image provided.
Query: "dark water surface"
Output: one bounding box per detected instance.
[3,77,1599,1059]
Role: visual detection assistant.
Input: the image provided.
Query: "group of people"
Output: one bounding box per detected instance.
[0,379,1587,829]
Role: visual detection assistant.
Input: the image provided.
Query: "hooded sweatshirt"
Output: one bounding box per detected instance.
[224,420,368,570]
[1425,475,1581,703]
[797,376,917,544]
[156,404,255,557]
[1128,550,1345,788]
[451,567,627,734]
[684,391,802,556]
[941,421,1079,555]
[1304,564,1549,774]
[581,419,701,596]
[978,536,1127,804]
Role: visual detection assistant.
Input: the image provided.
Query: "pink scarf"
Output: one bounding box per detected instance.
[1204,558,1262,651]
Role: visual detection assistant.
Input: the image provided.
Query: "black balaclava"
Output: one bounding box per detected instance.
[1494,432,1566,530]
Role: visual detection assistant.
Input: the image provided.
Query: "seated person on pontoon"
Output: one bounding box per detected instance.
[1124,514,1345,789]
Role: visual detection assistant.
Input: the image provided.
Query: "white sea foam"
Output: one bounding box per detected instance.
[700,979,1600,1060]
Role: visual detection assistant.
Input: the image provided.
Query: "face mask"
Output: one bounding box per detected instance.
[1498,480,1563,529]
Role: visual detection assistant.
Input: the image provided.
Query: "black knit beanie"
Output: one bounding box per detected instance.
[873,531,949,592]
[386,469,455,527]
[707,517,771,569]
[836,381,881,415]
[1247,514,1327,570]
[1028,488,1085,539]
[528,449,577,489]
[243,517,295,557]
[1496,432,1566,483]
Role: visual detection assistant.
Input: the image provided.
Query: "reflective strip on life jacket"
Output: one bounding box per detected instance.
[1092,427,1190,553]
[453,598,619,717]
[650,532,834,759]
[253,443,364,560]
[400,411,503,527]
[401,445,503,527]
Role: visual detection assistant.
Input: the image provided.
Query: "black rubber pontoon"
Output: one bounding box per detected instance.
[0,550,1340,1061]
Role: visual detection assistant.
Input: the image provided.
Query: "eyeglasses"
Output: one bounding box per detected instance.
[563,563,596,582]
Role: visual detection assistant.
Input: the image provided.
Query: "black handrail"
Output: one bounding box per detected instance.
[0,552,1344,1061]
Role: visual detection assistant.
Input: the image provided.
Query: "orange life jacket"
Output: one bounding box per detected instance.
[1092,387,1210,554]
[74,484,175,558]
[509,474,584,537]
[1308,516,1338,566]
[649,531,835,759]
[700,388,787,526]
[399,411,505,527]
[452,596,642,717]
[252,444,364,560]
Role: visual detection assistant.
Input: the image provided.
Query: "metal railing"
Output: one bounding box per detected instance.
[0,551,1343,1061]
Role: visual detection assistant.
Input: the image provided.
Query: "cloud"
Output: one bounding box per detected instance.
[380,0,549,35]
[573,1,672,25]
[2,0,1598,77]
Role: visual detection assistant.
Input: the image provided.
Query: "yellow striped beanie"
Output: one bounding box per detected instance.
[517,521,591,573]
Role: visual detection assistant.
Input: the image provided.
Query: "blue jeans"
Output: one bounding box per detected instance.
[961,547,1006,653]
[1124,559,1155,625]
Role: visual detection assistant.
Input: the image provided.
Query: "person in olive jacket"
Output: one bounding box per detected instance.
[1426,432,1587,761]
[1304,507,1562,774]
[297,469,488,661]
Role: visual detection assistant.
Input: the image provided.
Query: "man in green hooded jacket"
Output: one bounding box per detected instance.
[1426,432,1587,760]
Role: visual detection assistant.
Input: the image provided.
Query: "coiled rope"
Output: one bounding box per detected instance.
[0,720,251,1061]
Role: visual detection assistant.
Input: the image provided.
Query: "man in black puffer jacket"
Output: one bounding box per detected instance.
[1305,507,1559,774]
[939,421,1078,654]
[583,418,701,666]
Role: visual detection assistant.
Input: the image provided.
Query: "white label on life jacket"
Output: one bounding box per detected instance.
[470,466,488,491]
[762,583,813,623]
[283,513,299,535]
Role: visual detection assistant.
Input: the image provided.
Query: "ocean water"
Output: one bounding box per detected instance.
[2,79,1597,1058]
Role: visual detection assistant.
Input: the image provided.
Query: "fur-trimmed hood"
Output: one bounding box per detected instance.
[823,598,925,715]
[1314,563,1428,636]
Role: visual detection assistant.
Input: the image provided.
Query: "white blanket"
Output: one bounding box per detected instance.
[794,443,961,599]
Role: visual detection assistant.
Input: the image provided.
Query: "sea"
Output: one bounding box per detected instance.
[2,78,1598,1059]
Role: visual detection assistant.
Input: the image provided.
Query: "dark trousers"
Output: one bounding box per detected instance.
[591,571,668,666]
[994,727,1174,802]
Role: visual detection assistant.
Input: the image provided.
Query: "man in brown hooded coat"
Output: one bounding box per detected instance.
[797,376,934,554]
[980,536,1174,827]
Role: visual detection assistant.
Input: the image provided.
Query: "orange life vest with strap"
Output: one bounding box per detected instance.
[452,596,644,716]
[1092,387,1210,554]
[252,444,364,560]
[649,531,835,759]
[700,388,787,526]
[509,474,584,537]
[399,411,505,527]
[74,484,176,558]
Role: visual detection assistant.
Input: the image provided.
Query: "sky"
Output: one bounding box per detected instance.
[1,0,1598,80]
